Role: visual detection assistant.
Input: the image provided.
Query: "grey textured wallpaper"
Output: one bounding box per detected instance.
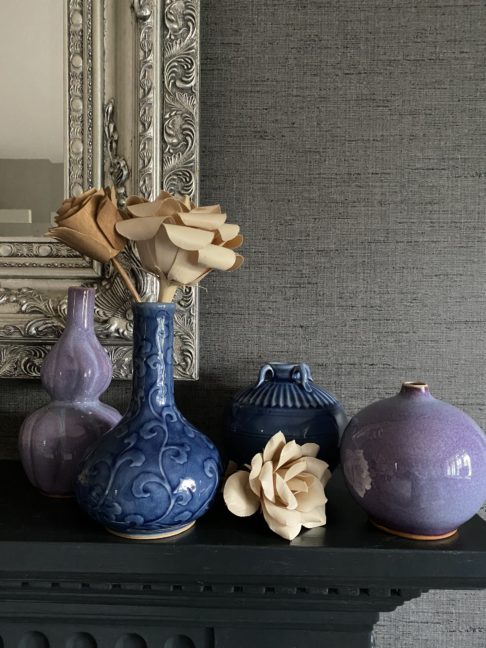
[1,0,486,644]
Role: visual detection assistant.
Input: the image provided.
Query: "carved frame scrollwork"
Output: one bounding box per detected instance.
[0,0,199,380]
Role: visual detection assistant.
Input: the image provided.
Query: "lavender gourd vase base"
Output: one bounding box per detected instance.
[19,287,121,497]
[75,302,222,541]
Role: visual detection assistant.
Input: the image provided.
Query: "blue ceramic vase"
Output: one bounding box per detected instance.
[224,362,347,468]
[75,302,222,539]
[19,287,121,497]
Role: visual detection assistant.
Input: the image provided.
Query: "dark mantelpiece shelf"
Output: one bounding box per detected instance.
[1,460,485,648]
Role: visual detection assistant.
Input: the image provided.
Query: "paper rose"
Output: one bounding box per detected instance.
[49,187,141,302]
[49,187,126,263]
[115,191,244,302]
[223,432,332,540]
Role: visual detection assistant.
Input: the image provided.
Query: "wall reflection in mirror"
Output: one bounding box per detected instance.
[0,0,63,236]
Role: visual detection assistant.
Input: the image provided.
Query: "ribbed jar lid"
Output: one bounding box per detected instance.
[232,363,340,410]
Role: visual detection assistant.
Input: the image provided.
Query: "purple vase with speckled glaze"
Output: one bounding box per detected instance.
[19,287,121,497]
[341,381,486,540]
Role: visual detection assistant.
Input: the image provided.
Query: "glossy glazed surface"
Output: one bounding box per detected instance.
[341,382,486,537]
[19,287,121,496]
[224,362,347,468]
[75,302,222,538]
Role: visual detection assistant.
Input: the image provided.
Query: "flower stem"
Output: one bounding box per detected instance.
[111,256,141,303]
[158,276,178,303]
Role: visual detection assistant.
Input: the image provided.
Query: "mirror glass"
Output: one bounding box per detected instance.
[0,0,63,236]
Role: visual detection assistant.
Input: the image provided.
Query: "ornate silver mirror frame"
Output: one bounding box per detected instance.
[0,0,199,380]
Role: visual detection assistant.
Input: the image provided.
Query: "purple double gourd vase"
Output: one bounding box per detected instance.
[341,381,486,540]
[19,287,121,497]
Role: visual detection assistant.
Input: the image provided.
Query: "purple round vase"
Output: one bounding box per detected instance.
[341,382,486,540]
[19,287,121,497]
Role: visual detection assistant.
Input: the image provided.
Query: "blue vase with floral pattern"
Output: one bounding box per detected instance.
[75,302,222,539]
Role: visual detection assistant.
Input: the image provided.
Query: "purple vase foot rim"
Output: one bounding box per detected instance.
[370,518,458,541]
[105,521,196,540]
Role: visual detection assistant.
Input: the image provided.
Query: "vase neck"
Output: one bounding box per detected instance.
[130,302,176,409]
[66,287,95,331]
[400,382,432,398]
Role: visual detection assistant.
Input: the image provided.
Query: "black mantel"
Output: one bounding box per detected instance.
[0,460,485,648]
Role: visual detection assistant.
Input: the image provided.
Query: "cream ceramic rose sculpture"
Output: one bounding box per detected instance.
[116,191,244,302]
[223,432,332,540]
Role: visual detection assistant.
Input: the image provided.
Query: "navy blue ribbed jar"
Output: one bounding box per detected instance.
[224,362,347,469]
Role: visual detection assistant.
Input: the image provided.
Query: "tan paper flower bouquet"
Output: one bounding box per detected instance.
[50,187,244,304]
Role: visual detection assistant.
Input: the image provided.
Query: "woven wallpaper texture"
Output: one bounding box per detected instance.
[0,0,485,644]
[197,1,486,644]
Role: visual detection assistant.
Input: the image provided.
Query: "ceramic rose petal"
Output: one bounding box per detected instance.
[304,456,331,482]
[262,432,286,463]
[294,474,327,512]
[286,477,309,493]
[275,473,298,510]
[276,441,303,470]
[223,471,260,517]
[248,453,263,496]
[300,443,320,458]
[259,461,276,503]
[301,506,327,529]
[262,499,302,541]
[283,459,307,482]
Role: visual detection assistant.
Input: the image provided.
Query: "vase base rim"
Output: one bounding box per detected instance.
[40,491,74,499]
[370,519,458,541]
[105,521,196,540]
